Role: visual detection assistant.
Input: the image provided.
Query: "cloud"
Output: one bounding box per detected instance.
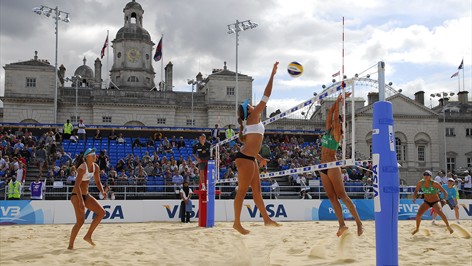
[1,0,471,111]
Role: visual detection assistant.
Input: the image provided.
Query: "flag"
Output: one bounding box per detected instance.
[450,71,459,78]
[458,59,463,70]
[100,34,108,59]
[153,36,162,62]
[332,70,340,77]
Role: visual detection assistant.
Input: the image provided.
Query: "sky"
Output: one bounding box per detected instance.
[0,0,471,113]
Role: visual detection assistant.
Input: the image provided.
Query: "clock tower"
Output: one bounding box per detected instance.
[110,0,155,90]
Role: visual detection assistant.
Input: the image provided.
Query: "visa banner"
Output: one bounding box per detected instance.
[1,199,471,224]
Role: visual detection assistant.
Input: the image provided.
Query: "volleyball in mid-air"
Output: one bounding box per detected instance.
[287,61,303,78]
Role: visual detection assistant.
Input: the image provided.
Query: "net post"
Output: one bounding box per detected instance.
[373,61,399,266]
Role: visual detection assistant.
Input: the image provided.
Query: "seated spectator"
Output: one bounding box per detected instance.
[171,169,184,198]
[156,143,165,154]
[342,169,351,182]
[116,159,126,172]
[56,169,67,181]
[67,166,77,185]
[146,137,155,148]
[170,136,178,148]
[116,133,125,144]
[97,150,109,171]
[117,169,128,181]
[70,130,79,143]
[177,137,186,150]
[142,151,151,165]
[108,129,118,141]
[133,138,144,148]
[93,129,102,140]
[108,166,117,179]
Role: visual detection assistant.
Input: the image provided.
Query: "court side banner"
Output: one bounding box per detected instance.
[1,199,472,225]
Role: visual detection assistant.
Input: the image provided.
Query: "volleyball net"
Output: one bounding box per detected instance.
[213,78,361,183]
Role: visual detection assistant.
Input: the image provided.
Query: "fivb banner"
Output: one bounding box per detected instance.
[2,199,472,225]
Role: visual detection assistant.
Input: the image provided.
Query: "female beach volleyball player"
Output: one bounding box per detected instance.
[68,148,107,249]
[412,170,454,235]
[319,92,363,237]
[233,62,281,235]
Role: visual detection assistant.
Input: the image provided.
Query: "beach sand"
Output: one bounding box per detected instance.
[1,220,471,266]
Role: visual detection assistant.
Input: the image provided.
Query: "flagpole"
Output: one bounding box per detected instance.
[161,34,164,90]
[461,58,465,92]
[106,30,109,89]
[457,71,461,92]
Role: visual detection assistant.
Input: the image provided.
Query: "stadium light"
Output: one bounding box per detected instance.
[33,5,70,124]
[227,19,258,126]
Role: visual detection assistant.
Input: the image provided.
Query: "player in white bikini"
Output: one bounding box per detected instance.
[233,62,281,235]
[68,148,107,249]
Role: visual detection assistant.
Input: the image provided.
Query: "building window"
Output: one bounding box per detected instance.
[157,118,166,125]
[186,119,195,126]
[128,76,139,82]
[227,87,235,96]
[26,77,36,87]
[117,52,121,58]
[466,128,472,136]
[396,138,402,161]
[417,145,425,162]
[146,77,150,84]
[445,128,455,136]
[70,116,79,123]
[467,157,471,168]
[102,116,112,123]
[446,157,455,172]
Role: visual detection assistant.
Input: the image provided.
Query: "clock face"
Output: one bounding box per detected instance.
[127,48,141,62]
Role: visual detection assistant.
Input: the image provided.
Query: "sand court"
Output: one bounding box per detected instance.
[1,220,471,266]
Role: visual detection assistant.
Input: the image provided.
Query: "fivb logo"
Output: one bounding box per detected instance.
[163,205,199,219]
[245,204,287,218]
[0,206,21,217]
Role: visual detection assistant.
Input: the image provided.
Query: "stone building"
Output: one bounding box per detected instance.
[1,0,253,128]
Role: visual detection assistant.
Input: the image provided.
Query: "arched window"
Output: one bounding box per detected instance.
[396,138,406,161]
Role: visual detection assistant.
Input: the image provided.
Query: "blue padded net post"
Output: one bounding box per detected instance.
[372,100,399,266]
[206,160,216,227]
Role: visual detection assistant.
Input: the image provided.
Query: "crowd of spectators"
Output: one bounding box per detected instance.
[1,125,470,200]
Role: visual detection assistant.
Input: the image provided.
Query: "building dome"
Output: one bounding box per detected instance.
[115,25,151,41]
[74,57,94,78]
[124,0,143,11]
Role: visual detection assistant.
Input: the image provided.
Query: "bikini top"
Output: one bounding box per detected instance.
[421,179,439,195]
[321,131,339,151]
[243,122,265,136]
[82,163,95,181]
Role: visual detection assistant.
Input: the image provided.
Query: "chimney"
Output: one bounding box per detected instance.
[443,97,449,106]
[94,58,102,88]
[458,91,469,104]
[414,91,425,105]
[164,61,173,91]
[34,50,38,61]
[438,98,444,106]
[367,92,379,105]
